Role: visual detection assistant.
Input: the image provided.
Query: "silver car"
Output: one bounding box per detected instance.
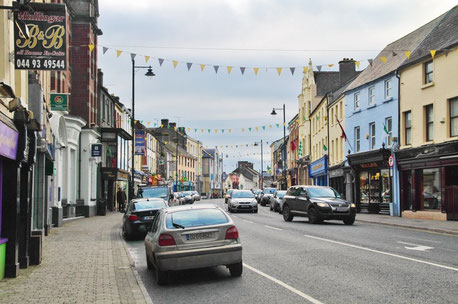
[227,190,258,213]
[191,191,201,201]
[271,190,287,212]
[144,204,243,285]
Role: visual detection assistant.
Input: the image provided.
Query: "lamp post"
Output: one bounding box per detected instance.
[254,140,263,190]
[271,104,286,189]
[131,58,155,199]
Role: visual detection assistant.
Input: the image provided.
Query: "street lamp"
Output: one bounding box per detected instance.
[254,140,263,190]
[271,104,286,189]
[131,58,155,199]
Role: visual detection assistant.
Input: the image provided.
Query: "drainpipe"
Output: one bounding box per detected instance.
[327,94,330,186]
[78,132,82,200]
[394,69,402,217]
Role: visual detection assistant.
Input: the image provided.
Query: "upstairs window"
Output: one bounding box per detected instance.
[451,98,458,137]
[355,127,360,152]
[425,60,433,84]
[425,104,434,141]
[385,117,392,147]
[369,122,376,150]
[368,86,375,106]
[385,79,392,98]
[354,92,360,111]
[405,111,412,145]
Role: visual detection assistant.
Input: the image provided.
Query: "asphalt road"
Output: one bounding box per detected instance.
[124,198,458,304]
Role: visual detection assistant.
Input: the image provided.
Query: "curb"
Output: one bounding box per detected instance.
[356,219,458,236]
[119,229,153,304]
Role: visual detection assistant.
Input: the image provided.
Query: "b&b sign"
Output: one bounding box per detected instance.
[91,144,102,157]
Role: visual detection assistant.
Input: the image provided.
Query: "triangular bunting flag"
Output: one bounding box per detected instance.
[290,67,295,75]
[269,125,272,128]
[116,50,123,57]
[130,53,136,60]
[430,50,436,58]
[368,59,373,66]
[262,126,266,130]
[255,127,259,131]
[253,68,259,76]
[208,129,211,133]
[187,128,190,132]
[200,64,205,71]
[240,67,246,75]
[214,66,219,73]
[222,129,225,133]
[242,128,245,132]
[276,68,282,76]
[173,61,178,68]
[228,129,232,133]
[103,47,108,54]
[186,62,193,71]
[201,129,204,133]
[194,129,197,132]
[158,58,164,66]
[380,56,387,63]
[248,128,252,132]
[88,44,95,52]
[214,129,218,133]
[145,56,150,63]
[328,64,334,67]
[355,61,360,69]
[276,124,279,128]
[227,66,232,74]
[317,66,322,72]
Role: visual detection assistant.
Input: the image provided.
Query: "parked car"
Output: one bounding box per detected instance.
[122,198,168,240]
[227,190,258,213]
[282,185,356,225]
[179,191,195,205]
[260,187,276,206]
[137,185,174,206]
[172,192,184,206]
[191,191,201,201]
[252,189,263,203]
[144,204,243,285]
[271,190,287,212]
[225,189,234,204]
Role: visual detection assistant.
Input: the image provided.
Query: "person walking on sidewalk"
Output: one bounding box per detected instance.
[117,187,127,212]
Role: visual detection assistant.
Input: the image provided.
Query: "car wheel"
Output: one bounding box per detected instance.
[343,216,355,225]
[254,208,258,213]
[261,201,266,206]
[146,253,153,270]
[308,207,323,224]
[282,205,293,222]
[155,268,168,285]
[228,206,232,213]
[228,261,243,277]
[122,226,132,241]
[270,204,273,211]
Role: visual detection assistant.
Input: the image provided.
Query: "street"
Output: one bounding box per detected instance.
[125,199,458,304]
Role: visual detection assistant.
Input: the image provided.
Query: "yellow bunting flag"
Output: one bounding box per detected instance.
[404,51,411,60]
[242,128,245,132]
[430,50,436,58]
[201,129,204,133]
[328,64,334,67]
[269,125,272,128]
[88,44,94,52]
[215,129,218,133]
[134,120,137,124]
[147,122,150,125]
[380,56,387,63]
[228,129,232,133]
[173,61,178,68]
[303,67,308,74]
[227,66,233,74]
[145,56,150,63]
[283,122,286,126]
[355,61,360,69]
[187,128,190,132]
[174,126,177,131]
[200,64,206,72]
[276,68,282,76]
[160,124,163,128]
[256,127,259,131]
[253,68,259,76]
[116,50,122,57]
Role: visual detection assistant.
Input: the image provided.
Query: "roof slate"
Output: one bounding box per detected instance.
[315,72,341,96]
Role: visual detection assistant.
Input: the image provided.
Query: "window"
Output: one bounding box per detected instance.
[425,104,434,141]
[425,60,433,84]
[385,117,392,147]
[370,122,376,149]
[450,98,458,137]
[368,86,375,106]
[355,127,360,152]
[405,111,412,145]
[354,92,360,111]
[385,79,392,98]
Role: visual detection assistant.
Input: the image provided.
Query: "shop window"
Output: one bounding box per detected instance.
[385,79,392,98]
[355,127,360,152]
[404,111,412,145]
[385,117,392,147]
[369,122,376,150]
[106,142,117,168]
[450,97,458,137]
[381,169,391,203]
[424,60,433,84]
[368,86,375,106]
[360,171,369,203]
[354,92,360,111]
[369,171,381,203]
[422,168,441,210]
[425,104,434,141]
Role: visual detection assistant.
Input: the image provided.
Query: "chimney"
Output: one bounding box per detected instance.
[169,122,176,129]
[161,119,169,128]
[338,58,357,85]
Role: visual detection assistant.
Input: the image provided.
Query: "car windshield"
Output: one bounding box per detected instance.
[307,187,339,198]
[232,191,254,198]
[264,188,276,194]
[137,187,168,199]
[166,208,229,229]
[277,191,287,198]
[183,191,193,196]
[133,200,166,211]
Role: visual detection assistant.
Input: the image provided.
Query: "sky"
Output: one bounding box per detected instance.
[97,0,457,173]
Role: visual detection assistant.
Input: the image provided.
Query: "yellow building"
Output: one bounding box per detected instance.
[186,136,202,192]
[396,6,458,221]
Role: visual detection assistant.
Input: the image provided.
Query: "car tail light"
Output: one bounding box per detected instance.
[158,234,176,246]
[128,215,138,221]
[225,226,239,240]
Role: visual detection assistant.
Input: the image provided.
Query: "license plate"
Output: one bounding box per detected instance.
[336,207,348,212]
[186,232,215,241]
[240,205,249,208]
[143,216,155,220]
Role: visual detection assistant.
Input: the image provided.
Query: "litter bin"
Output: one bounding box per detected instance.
[97,198,107,216]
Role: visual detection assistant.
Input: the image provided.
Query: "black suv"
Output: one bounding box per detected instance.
[282,185,356,225]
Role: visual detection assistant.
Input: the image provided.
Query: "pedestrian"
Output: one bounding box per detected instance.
[117,187,127,212]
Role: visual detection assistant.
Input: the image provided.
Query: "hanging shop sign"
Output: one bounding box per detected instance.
[14,3,67,71]
[91,144,102,157]
[50,93,69,111]
[0,120,19,160]
[135,130,146,155]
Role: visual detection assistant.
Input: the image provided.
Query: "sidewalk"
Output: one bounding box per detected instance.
[356,213,458,235]
[0,213,152,304]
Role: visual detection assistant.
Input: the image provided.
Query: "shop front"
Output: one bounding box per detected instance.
[309,156,328,186]
[287,168,298,188]
[100,168,130,212]
[328,163,348,198]
[396,141,458,221]
[347,148,392,214]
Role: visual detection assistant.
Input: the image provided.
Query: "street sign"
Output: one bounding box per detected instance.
[50,93,69,111]
[388,155,394,167]
[91,144,102,157]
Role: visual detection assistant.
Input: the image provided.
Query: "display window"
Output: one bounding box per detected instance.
[422,168,441,210]
[360,171,369,203]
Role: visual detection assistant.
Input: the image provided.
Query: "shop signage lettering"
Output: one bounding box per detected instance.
[0,121,19,160]
[91,144,102,157]
[135,130,146,155]
[50,93,69,111]
[14,3,67,71]
[312,163,322,171]
[360,162,378,168]
[117,172,128,181]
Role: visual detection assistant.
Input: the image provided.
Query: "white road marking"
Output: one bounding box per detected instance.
[393,235,441,243]
[303,234,458,272]
[397,241,434,251]
[243,219,254,224]
[265,225,283,231]
[243,263,324,304]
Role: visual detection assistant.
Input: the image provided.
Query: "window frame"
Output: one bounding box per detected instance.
[425,104,434,141]
[424,60,433,84]
[385,79,392,98]
[451,98,458,137]
[405,111,412,145]
[385,117,392,147]
[368,86,375,106]
[355,126,360,152]
[369,122,376,150]
[354,92,360,111]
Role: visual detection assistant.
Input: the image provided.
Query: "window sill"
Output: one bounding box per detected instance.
[421,82,434,89]
[383,97,393,103]
[368,104,377,109]
[353,109,361,114]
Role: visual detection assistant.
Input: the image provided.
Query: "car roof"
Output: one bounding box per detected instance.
[131,198,166,203]
[163,203,221,214]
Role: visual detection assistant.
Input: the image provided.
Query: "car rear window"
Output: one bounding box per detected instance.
[137,187,168,199]
[264,188,276,194]
[133,200,166,211]
[166,208,229,229]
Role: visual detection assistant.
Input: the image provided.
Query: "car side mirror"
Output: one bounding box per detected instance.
[169,194,174,199]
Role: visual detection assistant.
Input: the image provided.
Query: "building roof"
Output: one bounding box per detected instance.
[315,72,341,96]
[345,10,446,92]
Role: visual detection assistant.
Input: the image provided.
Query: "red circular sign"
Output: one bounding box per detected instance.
[388,155,394,167]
